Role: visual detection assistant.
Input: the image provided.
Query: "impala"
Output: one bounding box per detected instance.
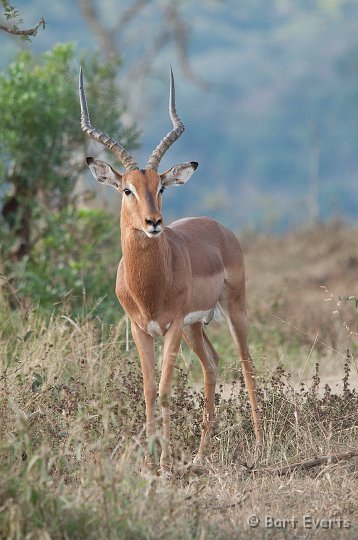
[79,67,263,473]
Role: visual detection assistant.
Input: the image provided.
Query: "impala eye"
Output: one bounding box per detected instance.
[159,187,165,195]
[123,188,132,196]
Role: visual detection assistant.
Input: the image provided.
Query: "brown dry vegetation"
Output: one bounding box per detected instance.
[209,221,358,388]
[245,220,358,348]
[0,222,357,539]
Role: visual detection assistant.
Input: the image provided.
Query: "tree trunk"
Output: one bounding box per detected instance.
[2,183,33,262]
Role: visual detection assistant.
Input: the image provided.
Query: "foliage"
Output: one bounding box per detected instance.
[0,42,138,317]
[2,0,20,22]
[0,223,357,537]
[0,311,357,538]
[0,44,137,179]
[2,206,123,321]
[0,41,137,200]
[1,44,76,189]
[0,0,44,40]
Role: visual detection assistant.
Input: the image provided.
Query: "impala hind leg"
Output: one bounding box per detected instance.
[182,322,219,464]
[131,322,157,468]
[220,294,263,445]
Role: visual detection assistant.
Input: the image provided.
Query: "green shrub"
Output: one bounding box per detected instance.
[3,206,123,322]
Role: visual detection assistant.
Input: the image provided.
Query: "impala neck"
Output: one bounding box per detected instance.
[120,221,172,310]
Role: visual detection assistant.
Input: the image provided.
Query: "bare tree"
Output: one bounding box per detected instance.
[0,1,45,39]
[77,0,150,59]
[307,122,320,223]
[77,0,207,90]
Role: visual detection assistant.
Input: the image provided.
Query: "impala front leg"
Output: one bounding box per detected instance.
[159,318,183,472]
[131,322,157,465]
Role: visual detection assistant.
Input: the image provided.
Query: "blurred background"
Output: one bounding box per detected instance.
[2,0,358,230]
[0,1,357,350]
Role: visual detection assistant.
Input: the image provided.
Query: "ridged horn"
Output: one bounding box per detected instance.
[146,68,185,171]
[79,67,138,172]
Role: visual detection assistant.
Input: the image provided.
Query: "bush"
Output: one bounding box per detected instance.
[0,42,138,320]
[2,206,123,322]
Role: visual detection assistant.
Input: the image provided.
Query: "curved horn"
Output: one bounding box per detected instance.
[146,68,185,171]
[79,67,138,172]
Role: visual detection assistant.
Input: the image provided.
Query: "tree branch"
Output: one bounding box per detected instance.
[246,449,358,476]
[76,0,207,89]
[77,0,117,59]
[116,0,152,27]
[0,17,45,37]
[163,4,208,90]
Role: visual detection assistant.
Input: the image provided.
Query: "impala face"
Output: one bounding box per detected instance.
[122,168,164,238]
[86,157,198,239]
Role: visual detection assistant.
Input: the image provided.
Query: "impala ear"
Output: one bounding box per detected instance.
[86,157,122,189]
[160,161,198,187]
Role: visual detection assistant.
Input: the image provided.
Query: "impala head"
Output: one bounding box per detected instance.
[79,68,198,238]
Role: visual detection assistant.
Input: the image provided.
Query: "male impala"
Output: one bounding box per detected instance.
[79,68,263,473]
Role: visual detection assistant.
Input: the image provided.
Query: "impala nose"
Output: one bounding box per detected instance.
[145,216,162,237]
[145,217,162,228]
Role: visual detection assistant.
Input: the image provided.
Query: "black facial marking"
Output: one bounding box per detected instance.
[145,191,158,213]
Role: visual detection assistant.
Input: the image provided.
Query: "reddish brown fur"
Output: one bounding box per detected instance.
[112,168,263,471]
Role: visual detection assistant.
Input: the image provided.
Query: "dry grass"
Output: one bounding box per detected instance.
[0,223,357,539]
[209,220,358,386]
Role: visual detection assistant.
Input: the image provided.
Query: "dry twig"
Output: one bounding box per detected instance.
[248,449,358,476]
[0,17,45,37]
[205,491,250,511]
